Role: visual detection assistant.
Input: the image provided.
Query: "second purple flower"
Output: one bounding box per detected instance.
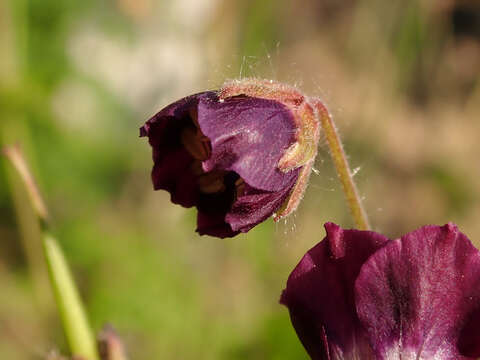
[141,79,323,238]
[281,222,480,359]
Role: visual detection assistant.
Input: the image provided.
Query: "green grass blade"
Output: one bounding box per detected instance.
[43,233,99,360]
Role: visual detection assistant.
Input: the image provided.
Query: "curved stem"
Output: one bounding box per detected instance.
[314,102,371,230]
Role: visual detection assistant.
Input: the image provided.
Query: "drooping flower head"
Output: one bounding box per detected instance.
[140,79,326,238]
[281,222,480,359]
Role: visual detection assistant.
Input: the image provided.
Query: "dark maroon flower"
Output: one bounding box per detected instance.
[281,222,480,359]
[140,79,324,238]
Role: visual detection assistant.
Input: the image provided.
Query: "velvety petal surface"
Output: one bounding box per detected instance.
[151,147,198,207]
[225,178,298,233]
[141,91,302,237]
[195,171,240,238]
[140,92,214,207]
[196,211,239,238]
[458,305,480,357]
[140,92,212,140]
[355,223,480,360]
[197,93,299,192]
[280,223,389,360]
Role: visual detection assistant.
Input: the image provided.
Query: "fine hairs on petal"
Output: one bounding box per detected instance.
[219,78,324,222]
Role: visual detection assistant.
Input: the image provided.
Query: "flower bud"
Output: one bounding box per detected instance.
[140,78,323,238]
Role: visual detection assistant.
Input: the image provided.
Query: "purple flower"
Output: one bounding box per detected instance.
[140,79,323,238]
[280,222,480,359]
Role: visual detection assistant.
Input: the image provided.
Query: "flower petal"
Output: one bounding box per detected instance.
[197,94,298,192]
[458,306,480,357]
[355,223,480,360]
[141,92,213,140]
[151,147,198,207]
[226,176,298,233]
[195,172,239,238]
[140,92,215,207]
[280,223,389,359]
[196,211,239,238]
[140,89,307,237]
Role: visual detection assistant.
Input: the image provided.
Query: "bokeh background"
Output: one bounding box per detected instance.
[1,0,480,358]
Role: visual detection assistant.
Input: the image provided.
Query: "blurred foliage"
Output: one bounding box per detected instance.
[1,0,480,359]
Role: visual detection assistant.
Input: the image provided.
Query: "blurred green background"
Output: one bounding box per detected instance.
[1,0,480,358]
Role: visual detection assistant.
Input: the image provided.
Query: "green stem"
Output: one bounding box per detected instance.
[43,233,99,360]
[3,145,99,360]
[314,102,371,230]
[2,137,50,309]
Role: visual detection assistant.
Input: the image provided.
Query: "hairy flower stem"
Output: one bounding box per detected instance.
[314,103,371,230]
[3,145,99,360]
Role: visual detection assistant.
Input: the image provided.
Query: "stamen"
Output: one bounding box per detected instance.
[181,126,211,160]
[189,108,199,128]
[198,171,226,193]
[235,177,245,198]
[190,161,203,176]
[198,135,212,158]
